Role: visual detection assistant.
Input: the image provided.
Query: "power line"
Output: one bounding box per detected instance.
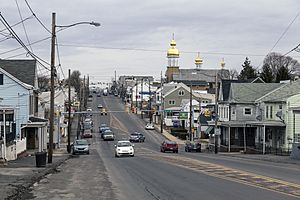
[0,36,51,56]
[24,0,51,34]
[15,0,33,52]
[268,10,300,54]
[58,43,267,57]
[0,13,50,71]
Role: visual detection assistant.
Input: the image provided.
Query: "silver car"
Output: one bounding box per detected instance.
[72,139,90,155]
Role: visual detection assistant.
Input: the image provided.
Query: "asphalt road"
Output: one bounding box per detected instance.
[28,94,300,200]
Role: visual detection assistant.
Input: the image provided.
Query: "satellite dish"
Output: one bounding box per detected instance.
[276,111,282,118]
[256,115,262,121]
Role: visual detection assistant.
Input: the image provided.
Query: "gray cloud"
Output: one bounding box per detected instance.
[1,0,300,82]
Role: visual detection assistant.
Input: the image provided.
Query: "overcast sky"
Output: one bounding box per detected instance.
[1,0,300,82]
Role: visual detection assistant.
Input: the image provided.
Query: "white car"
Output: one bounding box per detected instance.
[114,141,134,157]
[145,123,155,130]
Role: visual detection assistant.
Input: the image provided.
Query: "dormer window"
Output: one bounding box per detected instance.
[178,90,185,96]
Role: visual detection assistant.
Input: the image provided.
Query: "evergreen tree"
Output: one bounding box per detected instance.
[238,57,257,80]
[260,64,274,83]
[275,66,290,83]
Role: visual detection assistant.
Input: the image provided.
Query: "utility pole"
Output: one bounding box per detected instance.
[160,71,164,133]
[148,79,152,123]
[189,83,193,141]
[48,12,56,164]
[57,106,60,148]
[141,78,143,119]
[135,79,138,114]
[83,76,86,110]
[2,110,6,162]
[67,69,71,153]
[87,75,89,97]
[214,71,219,154]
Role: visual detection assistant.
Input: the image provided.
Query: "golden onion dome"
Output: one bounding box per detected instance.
[220,58,225,68]
[195,55,203,65]
[167,39,179,57]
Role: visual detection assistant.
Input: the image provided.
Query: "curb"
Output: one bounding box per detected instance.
[219,153,300,165]
[4,155,71,200]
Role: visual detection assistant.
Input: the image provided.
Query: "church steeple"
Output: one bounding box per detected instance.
[167,34,179,67]
[195,52,203,69]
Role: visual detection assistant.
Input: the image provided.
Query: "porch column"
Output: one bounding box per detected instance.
[228,126,231,152]
[243,125,246,153]
[263,125,266,154]
[38,128,42,152]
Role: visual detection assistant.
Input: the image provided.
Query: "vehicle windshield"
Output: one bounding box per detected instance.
[166,141,176,144]
[117,142,131,147]
[75,140,88,145]
[104,131,113,135]
[131,133,138,136]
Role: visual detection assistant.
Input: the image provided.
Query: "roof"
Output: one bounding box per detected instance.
[221,80,247,101]
[229,83,282,103]
[0,59,37,87]
[0,67,34,90]
[163,82,190,97]
[255,80,300,102]
[173,68,230,83]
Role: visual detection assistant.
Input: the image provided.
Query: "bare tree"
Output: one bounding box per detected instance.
[263,52,300,82]
[38,75,50,91]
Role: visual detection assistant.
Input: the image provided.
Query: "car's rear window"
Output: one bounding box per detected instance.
[166,141,176,144]
[75,140,88,145]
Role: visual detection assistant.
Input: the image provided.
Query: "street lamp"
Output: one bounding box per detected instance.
[48,12,100,163]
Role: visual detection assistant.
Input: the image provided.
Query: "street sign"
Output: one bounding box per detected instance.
[179,112,188,120]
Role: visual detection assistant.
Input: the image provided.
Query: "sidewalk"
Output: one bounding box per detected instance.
[218,152,300,165]
[0,115,79,200]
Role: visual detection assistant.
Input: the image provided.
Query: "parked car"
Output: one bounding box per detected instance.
[103,130,115,141]
[115,141,134,157]
[160,140,178,153]
[87,107,92,112]
[185,141,201,152]
[97,104,103,109]
[129,132,145,143]
[97,93,101,97]
[83,129,93,138]
[145,123,155,130]
[72,139,90,155]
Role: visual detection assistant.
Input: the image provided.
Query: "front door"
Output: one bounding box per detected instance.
[26,128,36,149]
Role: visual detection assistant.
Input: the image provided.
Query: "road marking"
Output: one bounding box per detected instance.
[143,154,300,198]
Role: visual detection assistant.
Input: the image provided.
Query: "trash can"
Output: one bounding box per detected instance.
[35,151,47,167]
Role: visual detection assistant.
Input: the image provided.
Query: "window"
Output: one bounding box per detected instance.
[178,90,185,96]
[270,106,273,119]
[266,106,269,118]
[244,108,252,115]
[0,74,3,85]
[168,100,175,105]
[279,104,282,109]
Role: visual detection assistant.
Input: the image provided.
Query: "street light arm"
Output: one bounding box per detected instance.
[56,21,100,28]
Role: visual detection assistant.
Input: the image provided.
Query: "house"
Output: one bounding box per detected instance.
[215,79,300,154]
[39,87,75,148]
[0,59,47,161]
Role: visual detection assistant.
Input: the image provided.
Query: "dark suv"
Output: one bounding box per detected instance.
[129,132,145,142]
[185,141,201,152]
